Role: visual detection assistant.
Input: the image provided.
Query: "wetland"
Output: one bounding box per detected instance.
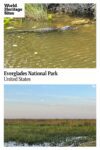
[4,4,96,68]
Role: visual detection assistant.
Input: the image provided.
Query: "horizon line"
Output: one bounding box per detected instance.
[4,118,96,120]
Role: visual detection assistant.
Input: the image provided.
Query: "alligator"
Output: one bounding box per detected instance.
[33,26,77,33]
[5,26,78,34]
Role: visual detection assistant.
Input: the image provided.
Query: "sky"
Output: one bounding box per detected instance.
[4,85,96,119]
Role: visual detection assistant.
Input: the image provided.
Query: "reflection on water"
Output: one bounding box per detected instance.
[4,136,92,147]
[4,15,96,68]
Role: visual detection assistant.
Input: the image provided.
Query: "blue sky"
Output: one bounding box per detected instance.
[4,85,96,119]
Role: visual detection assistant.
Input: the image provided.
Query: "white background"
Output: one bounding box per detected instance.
[0,0,100,149]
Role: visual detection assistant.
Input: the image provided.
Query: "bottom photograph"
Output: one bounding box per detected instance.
[4,85,96,147]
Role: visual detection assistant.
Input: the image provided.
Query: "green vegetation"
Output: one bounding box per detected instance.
[4,4,51,29]
[4,119,96,146]
[25,4,48,21]
[4,18,13,26]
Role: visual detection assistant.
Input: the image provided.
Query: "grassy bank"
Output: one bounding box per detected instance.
[25,4,48,20]
[4,119,96,146]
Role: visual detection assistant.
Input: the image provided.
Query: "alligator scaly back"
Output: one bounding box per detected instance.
[5,26,77,34]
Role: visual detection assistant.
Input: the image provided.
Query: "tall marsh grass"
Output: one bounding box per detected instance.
[25,4,48,21]
[4,119,96,146]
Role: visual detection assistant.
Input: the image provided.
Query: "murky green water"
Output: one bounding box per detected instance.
[4,15,96,68]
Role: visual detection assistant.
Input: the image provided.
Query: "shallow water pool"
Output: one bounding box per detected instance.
[4,15,96,68]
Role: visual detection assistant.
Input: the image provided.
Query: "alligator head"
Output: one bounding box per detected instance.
[59,26,78,31]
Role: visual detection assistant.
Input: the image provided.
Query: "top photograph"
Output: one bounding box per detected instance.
[4,3,96,68]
